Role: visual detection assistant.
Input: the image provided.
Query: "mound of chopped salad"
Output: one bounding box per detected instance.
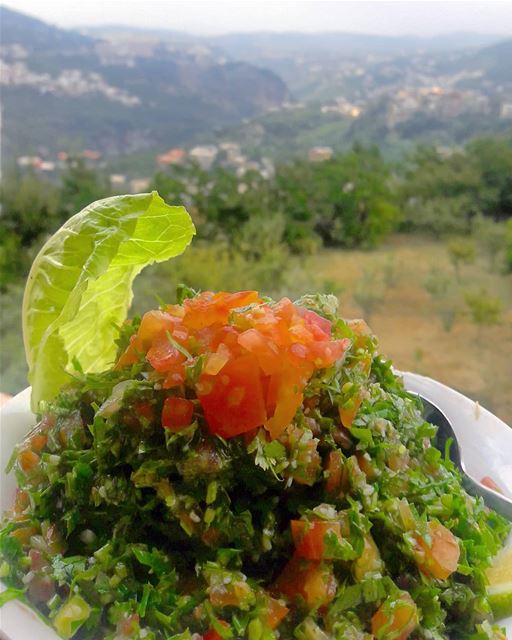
[1,289,510,640]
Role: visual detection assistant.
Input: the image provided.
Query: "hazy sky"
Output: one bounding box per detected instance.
[4,0,512,36]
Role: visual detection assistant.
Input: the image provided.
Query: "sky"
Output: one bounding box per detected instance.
[4,0,512,36]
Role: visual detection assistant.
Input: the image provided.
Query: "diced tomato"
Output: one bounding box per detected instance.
[11,526,37,545]
[308,338,350,368]
[116,614,140,637]
[371,592,418,640]
[28,575,55,603]
[353,534,383,581]
[238,329,281,375]
[297,308,332,337]
[203,620,230,640]
[204,343,232,376]
[198,355,267,438]
[265,367,310,440]
[117,310,180,367]
[184,291,260,330]
[262,595,289,629]
[14,489,30,514]
[147,335,187,372]
[161,397,194,430]
[274,555,337,609]
[162,363,186,388]
[413,521,460,580]
[339,395,362,428]
[29,548,47,571]
[356,452,377,479]
[30,433,47,451]
[325,450,346,496]
[209,580,253,608]
[291,520,343,560]
[18,449,40,472]
[134,401,154,421]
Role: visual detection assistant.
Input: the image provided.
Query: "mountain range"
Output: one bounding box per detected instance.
[1,5,511,170]
[0,6,288,160]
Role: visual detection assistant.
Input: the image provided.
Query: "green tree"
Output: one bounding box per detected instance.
[0,168,61,244]
[60,158,110,218]
[464,289,503,334]
[447,238,476,281]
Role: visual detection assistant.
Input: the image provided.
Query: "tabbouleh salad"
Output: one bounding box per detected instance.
[0,287,510,640]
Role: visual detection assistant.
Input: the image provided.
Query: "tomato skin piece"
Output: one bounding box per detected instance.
[198,354,267,438]
[146,335,186,373]
[161,397,194,431]
[371,592,419,640]
[297,308,332,337]
[291,520,343,560]
[274,555,337,609]
[308,338,350,368]
[413,521,460,580]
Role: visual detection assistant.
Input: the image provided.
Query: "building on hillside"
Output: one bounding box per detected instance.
[157,148,186,166]
[189,145,218,170]
[308,146,334,162]
[130,178,151,193]
[82,149,102,165]
[110,174,127,190]
[500,103,512,119]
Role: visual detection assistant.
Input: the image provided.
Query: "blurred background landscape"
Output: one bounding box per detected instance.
[0,2,511,421]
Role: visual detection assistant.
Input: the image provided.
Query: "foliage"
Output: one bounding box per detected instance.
[506,219,512,272]
[423,266,460,332]
[60,159,110,217]
[447,238,476,280]
[399,136,512,237]
[464,289,503,331]
[473,216,507,272]
[273,146,400,249]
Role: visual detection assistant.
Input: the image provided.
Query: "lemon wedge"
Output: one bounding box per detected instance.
[486,545,512,619]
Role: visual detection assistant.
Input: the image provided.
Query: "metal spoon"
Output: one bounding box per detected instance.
[421,395,512,520]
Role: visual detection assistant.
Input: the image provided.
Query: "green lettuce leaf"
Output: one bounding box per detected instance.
[23,191,195,410]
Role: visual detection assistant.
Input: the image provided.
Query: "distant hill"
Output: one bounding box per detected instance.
[0,7,289,161]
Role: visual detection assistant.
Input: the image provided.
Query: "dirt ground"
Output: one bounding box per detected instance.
[310,236,512,424]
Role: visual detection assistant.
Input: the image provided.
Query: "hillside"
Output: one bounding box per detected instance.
[0,7,289,161]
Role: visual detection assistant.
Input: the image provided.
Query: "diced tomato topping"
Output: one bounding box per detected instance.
[116,290,352,440]
[203,620,230,640]
[198,355,267,438]
[147,335,187,372]
[274,555,337,609]
[413,521,460,580]
[161,397,194,431]
[371,592,419,640]
[291,520,343,560]
[238,329,281,375]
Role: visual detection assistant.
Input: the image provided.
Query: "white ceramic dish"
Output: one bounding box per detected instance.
[1,377,511,639]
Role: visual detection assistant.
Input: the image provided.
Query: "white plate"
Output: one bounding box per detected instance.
[1,378,511,639]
